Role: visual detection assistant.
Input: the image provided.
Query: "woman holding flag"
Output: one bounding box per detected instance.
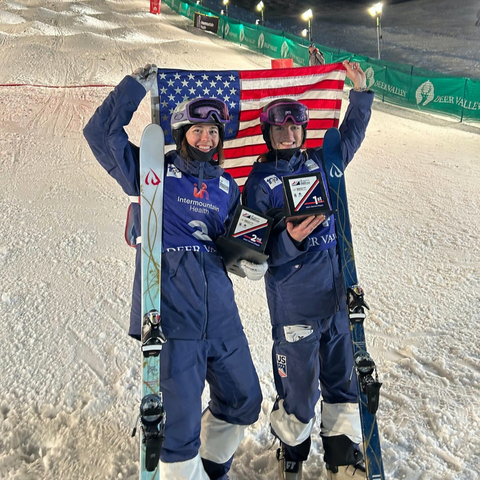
[242,60,374,480]
[84,65,267,480]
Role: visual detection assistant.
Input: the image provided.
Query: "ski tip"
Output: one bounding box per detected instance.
[142,123,165,142]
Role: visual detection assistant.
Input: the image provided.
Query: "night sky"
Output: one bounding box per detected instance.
[236,0,418,19]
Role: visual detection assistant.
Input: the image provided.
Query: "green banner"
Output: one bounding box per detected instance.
[224,20,242,43]
[239,25,260,51]
[463,79,480,122]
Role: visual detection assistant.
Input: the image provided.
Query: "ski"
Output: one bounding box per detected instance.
[136,123,167,479]
[322,128,385,480]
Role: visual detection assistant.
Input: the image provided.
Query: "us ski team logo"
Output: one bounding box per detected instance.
[277,354,287,378]
[146,168,161,185]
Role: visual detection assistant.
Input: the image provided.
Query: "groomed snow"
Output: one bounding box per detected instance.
[0,1,479,479]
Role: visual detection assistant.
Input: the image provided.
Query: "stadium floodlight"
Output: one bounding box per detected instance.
[256,1,264,26]
[223,0,229,17]
[301,29,309,38]
[301,9,313,42]
[369,2,383,59]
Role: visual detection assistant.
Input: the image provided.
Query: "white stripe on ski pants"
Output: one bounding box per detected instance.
[199,408,247,463]
[271,399,315,446]
[160,453,209,479]
[271,399,362,446]
[321,402,362,444]
[159,410,247,478]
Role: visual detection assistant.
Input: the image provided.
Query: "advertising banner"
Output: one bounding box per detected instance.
[194,12,219,34]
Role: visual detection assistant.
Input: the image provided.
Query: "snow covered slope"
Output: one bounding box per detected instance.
[0,1,479,479]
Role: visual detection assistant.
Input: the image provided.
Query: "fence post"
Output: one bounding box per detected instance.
[383,66,386,103]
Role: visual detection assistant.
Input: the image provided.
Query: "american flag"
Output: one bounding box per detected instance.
[156,64,346,187]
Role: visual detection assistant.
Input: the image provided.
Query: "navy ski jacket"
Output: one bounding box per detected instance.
[242,89,374,327]
[84,76,244,340]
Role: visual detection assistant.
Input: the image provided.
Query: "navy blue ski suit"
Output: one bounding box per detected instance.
[242,89,374,461]
[84,76,262,478]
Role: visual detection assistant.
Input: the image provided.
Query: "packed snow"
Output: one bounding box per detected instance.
[0,1,479,479]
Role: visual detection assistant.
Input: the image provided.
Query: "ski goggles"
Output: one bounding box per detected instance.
[260,101,309,126]
[180,98,230,124]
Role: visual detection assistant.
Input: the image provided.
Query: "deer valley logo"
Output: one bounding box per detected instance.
[281,41,289,58]
[416,80,435,106]
[239,27,245,42]
[193,182,209,199]
[146,168,161,185]
[365,67,375,89]
[258,33,265,49]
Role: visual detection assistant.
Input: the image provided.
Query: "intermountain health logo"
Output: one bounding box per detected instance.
[365,67,375,89]
[186,7,190,17]
[415,80,435,106]
[225,23,230,37]
[193,182,209,199]
[239,27,245,42]
[258,33,265,49]
[281,41,289,58]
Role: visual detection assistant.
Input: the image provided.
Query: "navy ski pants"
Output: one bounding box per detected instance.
[159,333,262,464]
[272,310,357,425]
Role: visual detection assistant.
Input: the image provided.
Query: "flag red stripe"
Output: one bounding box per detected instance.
[224,144,269,159]
[235,119,337,139]
[238,64,346,80]
[238,99,342,122]
[240,80,345,101]
[222,165,254,178]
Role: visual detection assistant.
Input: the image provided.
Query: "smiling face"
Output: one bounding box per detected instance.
[185,123,220,152]
[269,121,304,150]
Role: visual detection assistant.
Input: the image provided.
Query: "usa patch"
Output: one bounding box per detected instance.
[305,159,320,171]
[264,174,282,190]
[167,164,182,178]
[276,354,287,378]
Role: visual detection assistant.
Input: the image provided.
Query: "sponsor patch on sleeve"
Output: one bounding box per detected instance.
[219,176,230,194]
[305,159,320,171]
[167,164,182,178]
[264,174,282,190]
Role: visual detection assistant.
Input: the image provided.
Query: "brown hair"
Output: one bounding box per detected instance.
[257,153,269,163]
[179,136,225,167]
